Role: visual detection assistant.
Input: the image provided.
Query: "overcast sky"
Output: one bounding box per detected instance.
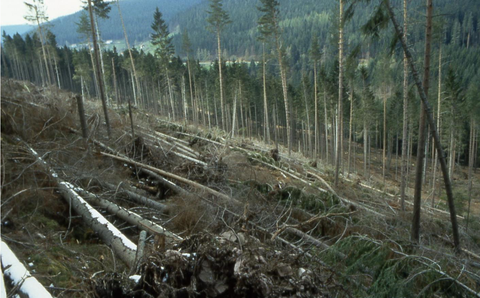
[1,0,83,26]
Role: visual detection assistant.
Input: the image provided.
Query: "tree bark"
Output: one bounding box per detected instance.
[432,46,442,207]
[411,0,433,244]
[88,0,111,138]
[348,80,354,177]
[216,30,226,130]
[466,119,475,231]
[335,0,344,186]
[314,60,319,160]
[75,94,88,139]
[385,0,460,252]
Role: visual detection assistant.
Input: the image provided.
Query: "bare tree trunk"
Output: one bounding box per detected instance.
[411,0,433,244]
[117,0,142,107]
[76,91,88,139]
[112,58,120,107]
[187,58,196,124]
[348,80,354,177]
[274,38,291,155]
[88,0,111,138]
[262,43,270,144]
[182,76,188,125]
[432,46,442,207]
[386,0,460,252]
[94,15,109,106]
[231,87,238,138]
[335,0,344,186]
[383,92,387,187]
[324,91,329,162]
[364,120,368,178]
[314,61,319,161]
[466,119,475,231]
[302,75,312,157]
[216,30,226,130]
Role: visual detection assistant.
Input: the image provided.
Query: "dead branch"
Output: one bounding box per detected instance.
[103,182,167,212]
[101,152,235,204]
[271,212,355,241]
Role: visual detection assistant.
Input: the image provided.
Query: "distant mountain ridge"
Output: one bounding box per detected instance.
[33,0,203,46]
[1,24,35,37]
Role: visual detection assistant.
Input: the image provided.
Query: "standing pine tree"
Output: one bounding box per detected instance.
[207,0,231,131]
[257,0,292,155]
[151,7,176,120]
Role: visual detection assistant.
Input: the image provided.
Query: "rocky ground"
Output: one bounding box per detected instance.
[1,78,479,297]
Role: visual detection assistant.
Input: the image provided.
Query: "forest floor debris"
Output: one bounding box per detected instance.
[1,78,479,297]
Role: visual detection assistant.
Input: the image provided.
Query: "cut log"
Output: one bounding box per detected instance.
[1,241,53,298]
[74,187,181,241]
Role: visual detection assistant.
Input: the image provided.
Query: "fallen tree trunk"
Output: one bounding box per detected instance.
[74,187,182,241]
[103,182,167,212]
[24,144,137,267]
[58,182,137,267]
[1,241,53,298]
[0,266,5,298]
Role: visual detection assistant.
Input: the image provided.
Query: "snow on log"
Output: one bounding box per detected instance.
[0,265,7,298]
[23,143,137,267]
[58,182,137,266]
[1,241,53,298]
[74,187,182,241]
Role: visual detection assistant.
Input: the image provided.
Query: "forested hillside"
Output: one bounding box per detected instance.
[35,0,202,46]
[1,0,480,296]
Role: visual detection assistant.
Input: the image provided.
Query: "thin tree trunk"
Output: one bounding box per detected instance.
[324,90,329,162]
[187,58,195,124]
[314,61,319,161]
[166,69,175,121]
[411,0,432,244]
[348,80,354,177]
[386,0,460,252]
[364,120,368,178]
[33,7,52,86]
[76,84,88,139]
[88,0,111,138]
[466,119,475,231]
[383,92,387,187]
[335,0,344,186]
[432,46,442,207]
[262,43,270,144]
[112,58,120,107]
[117,0,142,107]
[216,30,226,130]
[302,75,312,157]
[273,29,291,155]
[231,87,238,138]
[182,75,187,125]
[94,15,109,105]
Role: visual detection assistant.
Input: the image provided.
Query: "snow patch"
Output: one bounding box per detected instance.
[129,275,141,283]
